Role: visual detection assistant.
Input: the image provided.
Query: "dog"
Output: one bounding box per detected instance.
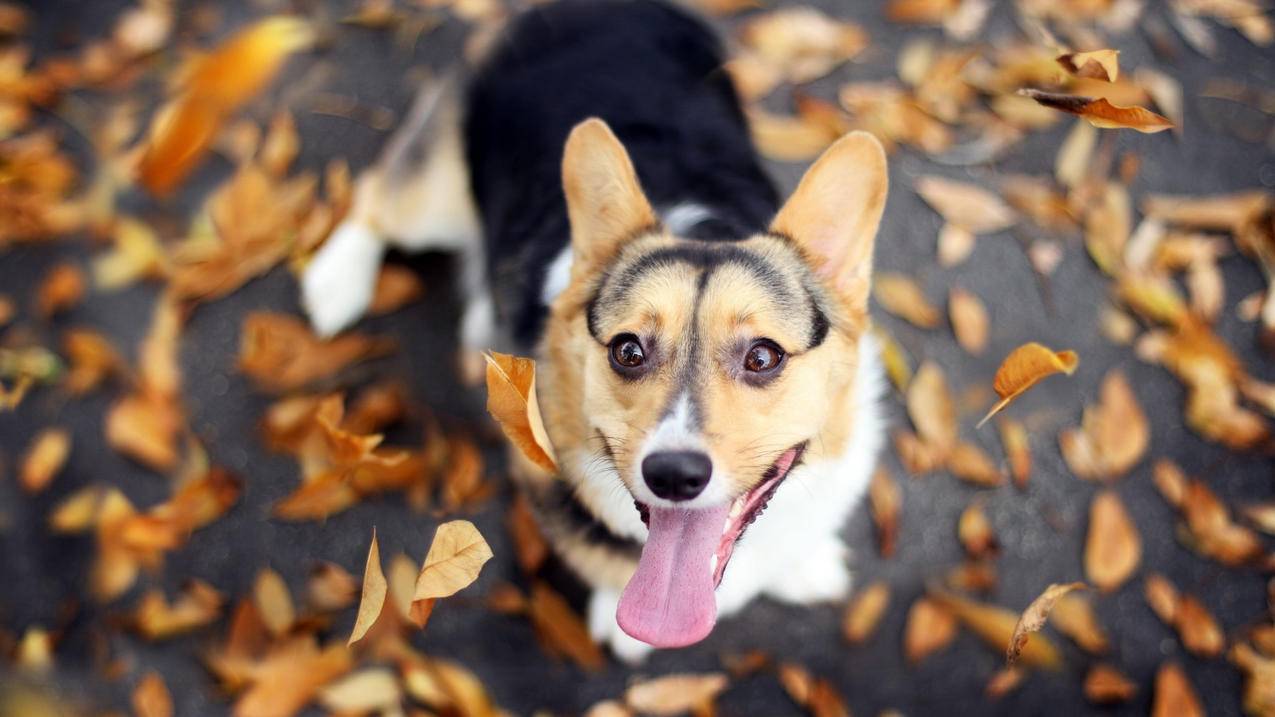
[302,0,888,661]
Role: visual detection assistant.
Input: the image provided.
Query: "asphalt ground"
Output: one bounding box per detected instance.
[2,0,1275,714]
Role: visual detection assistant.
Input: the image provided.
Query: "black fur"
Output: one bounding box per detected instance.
[464,0,780,350]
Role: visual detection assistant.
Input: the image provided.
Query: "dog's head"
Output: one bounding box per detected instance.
[541,119,887,648]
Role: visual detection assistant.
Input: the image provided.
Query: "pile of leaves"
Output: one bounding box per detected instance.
[2,0,1274,714]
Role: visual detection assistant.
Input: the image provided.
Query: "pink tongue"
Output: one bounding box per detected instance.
[616,503,730,648]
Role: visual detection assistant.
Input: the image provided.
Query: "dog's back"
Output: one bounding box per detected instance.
[465,0,779,349]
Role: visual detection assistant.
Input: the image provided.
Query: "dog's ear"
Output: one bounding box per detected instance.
[562,119,657,277]
[770,131,888,315]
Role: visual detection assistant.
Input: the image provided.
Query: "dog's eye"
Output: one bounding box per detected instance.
[744,340,783,373]
[609,334,646,369]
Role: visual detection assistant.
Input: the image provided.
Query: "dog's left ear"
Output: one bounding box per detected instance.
[562,118,658,278]
[770,131,888,315]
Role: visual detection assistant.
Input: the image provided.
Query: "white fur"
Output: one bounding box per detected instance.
[662,202,714,235]
[302,219,386,338]
[631,391,732,510]
[586,334,887,660]
[540,246,574,306]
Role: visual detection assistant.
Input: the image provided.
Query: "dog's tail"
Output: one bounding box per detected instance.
[302,74,481,337]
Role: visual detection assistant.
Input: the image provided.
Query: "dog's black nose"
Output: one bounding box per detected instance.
[642,451,712,501]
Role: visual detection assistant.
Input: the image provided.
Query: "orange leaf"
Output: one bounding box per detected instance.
[979,342,1078,426]
[348,529,387,646]
[1019,89,1174,133]
[483,352,558,474]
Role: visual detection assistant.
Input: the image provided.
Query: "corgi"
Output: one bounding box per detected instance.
[302,0,888,661]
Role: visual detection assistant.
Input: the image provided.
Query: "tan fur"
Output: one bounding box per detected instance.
[534,122,888,588]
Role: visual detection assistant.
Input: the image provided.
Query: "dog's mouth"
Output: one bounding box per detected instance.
[616,441,807,649]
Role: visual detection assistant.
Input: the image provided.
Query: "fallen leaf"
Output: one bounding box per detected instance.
[907,361,957,457]
[937,223,976,267]
[843,581,891,644]
[928,588,1062,669]
[985,667,1025,699]
[62,329,125,394]
[20,427,70,493]
[958,501,998,558]
[317,668,402,714]
[36,262,85,317]
[903,597,958,663]
[874,326,912,392]
[506,495,550,574]
[778,662,851,717]
[132,672,173,717]
[527,581,605,671]
[998,418,1031,488]
[1084,664,1137,704]
[1152,662,1204,717]
[738,7,867,84]
[624,673,729,716]
[1084,490,1141,592]
[748,106,842,162]
[875,273,941,329]
[915,175,1017,234]
[1231,642,1275,717]
[949,287,989,355]
[1007,582,1086,665]
[1050,592,1109,654]
[254,568,296,638]
[368,264,425,316]
[484,352,558,473]
[979,342,1078,426]
[1019,89,1174,132]
[869,468,901,557]
[131,580,224,640]
[1059,370,1149,480]
[238,312,393,393]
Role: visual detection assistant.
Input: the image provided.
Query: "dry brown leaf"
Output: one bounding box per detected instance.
[1059,371,1149,480]
[308,562,358,613]
[1231,642,1275,717]
[138,17,315,194]
[778,662,850,717]
[958,501,997,558]
[230,636,352,717]
[843,581,891,644]
[946,560,998,594]
[1084,490,1141,592]
[928,588,1061,669]
[937,223,976,267]
[1152,662,1204,717]
[1084,664,1137,704]
[1006,582,1086,666]
[20,427,69,493]
[949,287,988,355]
[907,361,957,456]
[748,106,841,163]
[414,519,493,603]
[348,529,387,646]
[36,262,85,317]
[238,312,393,393]
[484,352,558,473]
[254,568,296,638]
[1142,190,1270,234]
[903,597,958,663]
[317,668,401,714]
[132,672,173,717]
[738,7,867,84]
[1085,182,1132,275]
[94,216,167,290]
[1019,89,1174,132]
[528,581,606,671]
[624,673,729,716]
[979,342,1078,426]
[1155,460,1263,567]
[131,580,224,640]
[998,418,1031,488]
[875,273,941,329]
[1050,592,1109,654]
[869,468,901,558]
[1055,120,1097,188]
[62,328,125,394]
[948,441,1006,487]
[1175,594,1225,658]
[506,494,550,574]
[915,175,1017,234]
[874,326,913,392]
[1057,49,1120,81]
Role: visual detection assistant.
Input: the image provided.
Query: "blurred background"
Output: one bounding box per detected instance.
[1,0,1274,714]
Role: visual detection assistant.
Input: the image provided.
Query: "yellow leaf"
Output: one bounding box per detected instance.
[413,520,493,601]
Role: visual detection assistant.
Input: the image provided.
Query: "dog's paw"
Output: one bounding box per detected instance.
[301,220,385,338]
[587,588,653,665]
[765,536,851,605]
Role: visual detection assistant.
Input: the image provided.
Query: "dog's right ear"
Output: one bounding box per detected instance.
[562,119,658,278]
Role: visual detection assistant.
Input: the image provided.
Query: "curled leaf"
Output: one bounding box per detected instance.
[1019,89,1174,133]
[484,352,558,474]
[1007,582,1086,665]
[979,342,1078,426]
